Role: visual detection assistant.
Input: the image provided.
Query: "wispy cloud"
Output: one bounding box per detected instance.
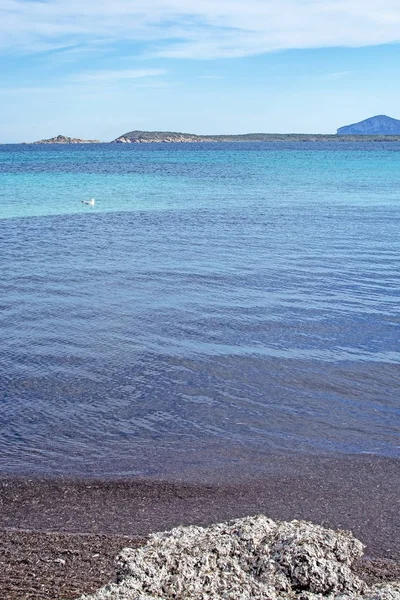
[199,75,223,80]
[324,71,350,80]
[73,68,167,81]
[1,0,400,59]
[135,82,172,88]
[0,86,60,94]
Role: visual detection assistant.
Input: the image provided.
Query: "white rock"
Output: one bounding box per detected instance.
[78,515,400,600]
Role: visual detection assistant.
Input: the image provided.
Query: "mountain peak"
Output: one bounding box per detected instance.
[337,115,400,135]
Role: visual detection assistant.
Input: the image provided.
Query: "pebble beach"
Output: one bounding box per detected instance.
[1,455,399,599]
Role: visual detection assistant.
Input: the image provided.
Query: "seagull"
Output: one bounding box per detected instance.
[81,198,95,206]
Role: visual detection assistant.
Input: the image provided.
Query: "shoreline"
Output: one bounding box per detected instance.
[7,135,400,145]
[2,455,399,558]
[1,455,399,599]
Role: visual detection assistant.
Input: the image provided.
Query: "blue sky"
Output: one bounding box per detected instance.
[1,0,400,142]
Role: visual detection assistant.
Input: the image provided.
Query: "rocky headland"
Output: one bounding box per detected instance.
[112,129,400,143]
[113,130,214,143]
[32,134,102,144]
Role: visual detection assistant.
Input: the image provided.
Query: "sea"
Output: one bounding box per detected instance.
[0,142,399,479]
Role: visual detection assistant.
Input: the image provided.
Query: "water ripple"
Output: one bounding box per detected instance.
[0,144,399,476]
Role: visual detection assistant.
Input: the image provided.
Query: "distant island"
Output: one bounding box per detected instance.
[337,115,400,135]
[114,131,214,143]
[22,117,400,144]
[112,129,400,143]
[32,134,102,144]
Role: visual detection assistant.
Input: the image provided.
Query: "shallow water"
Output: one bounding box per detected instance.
[0,143,399,476]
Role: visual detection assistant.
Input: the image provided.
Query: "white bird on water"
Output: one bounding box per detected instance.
[82,198,95,206]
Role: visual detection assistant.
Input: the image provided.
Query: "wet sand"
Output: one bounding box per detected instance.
[1,455,399,599]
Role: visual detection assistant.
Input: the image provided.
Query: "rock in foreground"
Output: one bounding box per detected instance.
[78,515,400,600]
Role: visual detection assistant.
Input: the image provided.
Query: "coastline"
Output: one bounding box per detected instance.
[8,134,400,144]
[1,454,399,599]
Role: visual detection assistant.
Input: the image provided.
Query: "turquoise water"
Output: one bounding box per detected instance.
[0,143,399,477]
[1,143,400,219]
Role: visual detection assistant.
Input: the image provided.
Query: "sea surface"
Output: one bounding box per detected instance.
[0,142,399,478]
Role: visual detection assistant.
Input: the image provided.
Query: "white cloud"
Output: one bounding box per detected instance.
[1,0,400,59]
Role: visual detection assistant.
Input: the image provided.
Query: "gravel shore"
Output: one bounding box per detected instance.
[1,455,399,599]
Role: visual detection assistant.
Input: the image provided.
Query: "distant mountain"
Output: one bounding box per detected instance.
[32,134,101,144]
[337,115,400,135]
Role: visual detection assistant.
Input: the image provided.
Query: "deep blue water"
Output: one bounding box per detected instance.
[0,143,399,477]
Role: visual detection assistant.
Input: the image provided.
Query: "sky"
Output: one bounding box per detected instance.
[1,0,400,142]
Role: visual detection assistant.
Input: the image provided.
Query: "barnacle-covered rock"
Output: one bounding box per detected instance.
[78,515,400,600]
[362,584,400,600]
[269,520,365,594]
